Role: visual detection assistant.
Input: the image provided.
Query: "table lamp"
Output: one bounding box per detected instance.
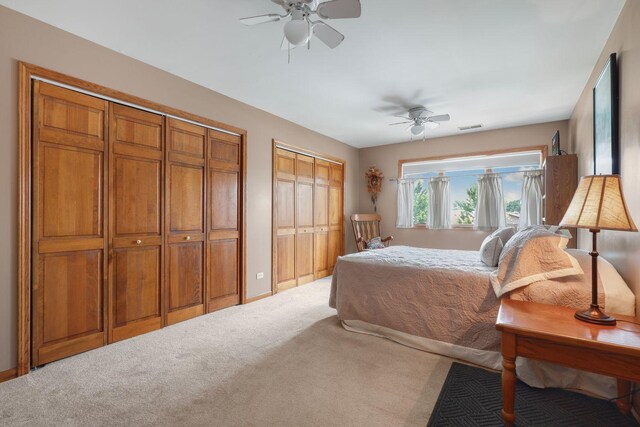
[559,175,637,325]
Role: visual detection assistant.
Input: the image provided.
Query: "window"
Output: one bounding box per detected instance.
[401,149,544,228]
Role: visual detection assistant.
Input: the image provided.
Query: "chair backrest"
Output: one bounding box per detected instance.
[350,214,382,251]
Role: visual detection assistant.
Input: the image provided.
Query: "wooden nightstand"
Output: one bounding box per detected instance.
[496,299,640,426]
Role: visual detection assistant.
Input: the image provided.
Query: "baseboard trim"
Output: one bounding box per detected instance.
[0,368,18,383]
[245,292,273,304]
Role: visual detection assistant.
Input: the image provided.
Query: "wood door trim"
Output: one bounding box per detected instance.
[0,368,18,384]
[18,62,247,377]
[271,140,346,294]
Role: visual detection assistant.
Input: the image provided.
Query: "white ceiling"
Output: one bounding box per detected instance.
[1,0,625,148]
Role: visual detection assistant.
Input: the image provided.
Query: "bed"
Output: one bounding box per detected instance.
[329,245,636,397]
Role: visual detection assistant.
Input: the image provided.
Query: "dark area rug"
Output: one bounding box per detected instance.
[427,362,639,427]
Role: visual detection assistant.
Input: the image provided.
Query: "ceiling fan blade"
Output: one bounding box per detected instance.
[428,114,450,122]
[316,0,362,19]
[389,121,413,126]
[271,0,286,5]
[424,121,440,129]
[312,21,344,49]
[240,14,282,26]
[393,114,411,120]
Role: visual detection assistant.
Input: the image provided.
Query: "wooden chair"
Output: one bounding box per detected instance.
[350,214,393,252]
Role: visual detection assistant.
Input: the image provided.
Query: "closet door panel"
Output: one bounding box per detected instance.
[274,148,297,291]
[169,164,204,232]
[41,146,102,238]
[314,159,330,279]
[166,119,206,325]
[168,243,204,310]
[328,163,344,273]
[207,130,242,311]
[314,233,329,276]
[208,239,239,311]
[296,154,315,285]
[113,247,161,326]
[32,82,108,366]
[109,104,164,342]
[41,251,102,344]
[114,157,161,235]
[210,170,238,231]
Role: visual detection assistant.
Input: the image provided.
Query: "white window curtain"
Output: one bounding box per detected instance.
[396,179,415,228]
[519,170,544,228]
[428,177,451,229]
[475,173,506,230]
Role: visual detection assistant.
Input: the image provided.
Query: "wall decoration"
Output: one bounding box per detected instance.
[365,166,384,212]
[593,53,619,175]
[551,130,560,156]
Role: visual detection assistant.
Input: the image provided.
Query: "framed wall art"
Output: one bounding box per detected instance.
[593,53,619,175]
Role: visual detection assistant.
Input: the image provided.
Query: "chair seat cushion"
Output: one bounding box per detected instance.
[366,237,386,250]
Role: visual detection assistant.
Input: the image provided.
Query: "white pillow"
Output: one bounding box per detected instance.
[491,226,583,297]
[594,253,636,316]
[490,226,516,246]
[479,235,503,267]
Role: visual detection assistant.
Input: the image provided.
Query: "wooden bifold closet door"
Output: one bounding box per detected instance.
[273,145,344,292]
[275,149,297,291]
[207,130,242,312]
[295,154,315,285]
[314,159,331,279]
[108,104,164,343]
[30,77,244,367]
[31,81,109,366]
[165,118,206,325]
[328,162,344,274]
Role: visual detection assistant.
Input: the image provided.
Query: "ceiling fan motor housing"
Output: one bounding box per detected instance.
[408,107,431,120]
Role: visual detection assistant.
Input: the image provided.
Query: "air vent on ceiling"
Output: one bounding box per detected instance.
[458,124,483,131]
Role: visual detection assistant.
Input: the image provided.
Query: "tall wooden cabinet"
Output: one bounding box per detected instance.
[544,154,578,248]
[273,144,344,292]
[30,79,244,366]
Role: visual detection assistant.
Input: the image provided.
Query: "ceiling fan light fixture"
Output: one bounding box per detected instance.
[411,124,425,136]
[284,19,311,46]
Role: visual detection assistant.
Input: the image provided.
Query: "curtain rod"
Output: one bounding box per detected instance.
[31,75,242,137]
[389,169,543,182]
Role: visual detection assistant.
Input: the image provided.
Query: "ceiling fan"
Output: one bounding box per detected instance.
[240,0,361,50]
[389,107,450,140]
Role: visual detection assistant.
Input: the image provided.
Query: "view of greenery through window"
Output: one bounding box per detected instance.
[409,165,537,227]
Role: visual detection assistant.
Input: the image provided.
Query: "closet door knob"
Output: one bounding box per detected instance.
[185,236,191,241]
[136,239,142,245]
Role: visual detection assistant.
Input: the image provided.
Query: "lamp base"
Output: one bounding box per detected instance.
[575,305,616,326]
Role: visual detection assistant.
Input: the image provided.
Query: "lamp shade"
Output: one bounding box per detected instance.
[560,175,637,231]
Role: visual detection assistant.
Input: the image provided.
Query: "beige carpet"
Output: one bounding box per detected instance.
[0,278,451,426]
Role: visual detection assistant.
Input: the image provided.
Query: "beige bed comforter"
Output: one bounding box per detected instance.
[329,246,604,353]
